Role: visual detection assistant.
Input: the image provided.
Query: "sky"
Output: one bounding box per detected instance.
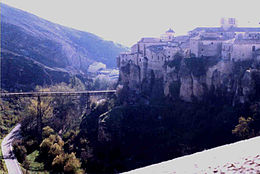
[2,0,260,47]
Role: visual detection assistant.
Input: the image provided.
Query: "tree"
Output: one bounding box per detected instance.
[64,153,81,173]
[39,138,52,159]
[42,126,54,139]
[52,152,83,173]
[49,143,63,159]
[21,83,83,141]
[232,116,253,139]
[52,153,66,172]
[39,134,65,169]
[13,140,27,163]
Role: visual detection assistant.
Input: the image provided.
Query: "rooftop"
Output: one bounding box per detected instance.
[147,45,165,53]
[166,28,175,33]
[139,37,162,43]
[190,27,260,33]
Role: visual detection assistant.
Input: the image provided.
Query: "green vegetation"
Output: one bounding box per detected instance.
[3,67,260,173]
[232,102,260,139]
[0,97,21,139]
[0,139,7,173]
[26,150,44,171]
[2,3,127,92]
[75,99,244,173]
[232,117,253,138]
[0,93,23,173]
[10,83,86,173]
[91,76,117,90]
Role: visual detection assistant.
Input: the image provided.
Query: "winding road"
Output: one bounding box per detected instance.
[1,124,22,174]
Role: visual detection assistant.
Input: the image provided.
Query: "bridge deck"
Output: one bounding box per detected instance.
[0,90,116,98]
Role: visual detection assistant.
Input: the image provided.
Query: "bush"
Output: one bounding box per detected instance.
[64,153,81,173]
[52,152,82,174]
[39,138,52,159]
[25,139,38,154]
[49,143,63,159]
[52,153,66,172]
[13,140,27,163]
[42,126,54,139]
[232,116,254,139]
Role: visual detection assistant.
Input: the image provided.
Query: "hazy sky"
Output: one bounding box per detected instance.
[2,0,260,46]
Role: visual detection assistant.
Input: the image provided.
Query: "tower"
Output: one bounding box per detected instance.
[221,18,237,30]
[161,28,175,42]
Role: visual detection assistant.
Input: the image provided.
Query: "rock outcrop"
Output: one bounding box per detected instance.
[79,56,260,173]
[118,56,260,105]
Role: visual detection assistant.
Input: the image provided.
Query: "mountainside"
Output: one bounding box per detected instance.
[1,3,127,91]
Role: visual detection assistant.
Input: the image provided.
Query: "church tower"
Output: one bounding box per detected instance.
[161,28,175,42]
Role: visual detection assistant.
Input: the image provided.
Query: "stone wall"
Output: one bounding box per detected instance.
[190,39,200,57]
[198,40,222,57]
[231,43,260,61]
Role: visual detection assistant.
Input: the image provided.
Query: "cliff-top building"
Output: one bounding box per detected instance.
[118,18,260,72]
[117,18,260,103]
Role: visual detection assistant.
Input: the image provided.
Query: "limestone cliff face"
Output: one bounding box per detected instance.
[118,57,260,105]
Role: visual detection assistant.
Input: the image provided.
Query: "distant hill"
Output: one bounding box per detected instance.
[1,3,127,91]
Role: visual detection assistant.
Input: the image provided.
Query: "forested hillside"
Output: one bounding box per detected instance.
[1,3,127,92]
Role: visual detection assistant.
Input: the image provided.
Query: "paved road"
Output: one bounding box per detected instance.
[1,124,22,174]
[124,136,260,173]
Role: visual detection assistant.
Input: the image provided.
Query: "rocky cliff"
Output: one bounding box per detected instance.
[118,56,260,105]
[78,56,260,173]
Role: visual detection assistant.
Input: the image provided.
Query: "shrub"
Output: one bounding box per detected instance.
[49,143,63,159]
[64,153,81,173]
[39,138,52,158]
[52,153,66,172]
[42,126,54,139]
[13,140,27,163]
[232,116,254,138]
[25,139,38,154]
[52,152,82,174]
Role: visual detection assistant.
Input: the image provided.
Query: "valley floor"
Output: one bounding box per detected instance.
[124,136,260,174]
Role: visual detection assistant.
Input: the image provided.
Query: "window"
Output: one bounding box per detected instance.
[252,46,256,51]
[211,42,214,45]
[201,48,204,51]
